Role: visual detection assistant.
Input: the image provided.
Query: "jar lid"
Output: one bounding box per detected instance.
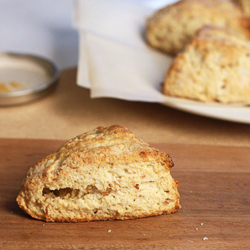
[0,52,60,106]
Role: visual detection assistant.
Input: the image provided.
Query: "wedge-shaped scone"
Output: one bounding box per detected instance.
[146,0,250,55]
[163,26,250,103]
[16,125,180,222]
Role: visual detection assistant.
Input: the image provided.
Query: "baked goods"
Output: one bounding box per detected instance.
[233,0,250,18]
[146,0,250,55]
[16,125,180,222]
[163,26,250,103]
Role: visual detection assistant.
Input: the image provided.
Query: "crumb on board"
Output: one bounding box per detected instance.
[203,237,208,241]
[108,230,111,233]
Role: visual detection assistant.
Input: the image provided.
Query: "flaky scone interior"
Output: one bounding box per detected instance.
[16,125,180,222]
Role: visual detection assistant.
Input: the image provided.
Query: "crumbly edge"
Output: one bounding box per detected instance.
[16,125,180,222]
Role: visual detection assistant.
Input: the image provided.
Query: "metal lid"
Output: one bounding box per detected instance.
[0,52,60,106]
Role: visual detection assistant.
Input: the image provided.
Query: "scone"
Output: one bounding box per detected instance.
[146,0,250,55]
[233,0,250,18]
[16,125,180,222]
[163,26,250,103]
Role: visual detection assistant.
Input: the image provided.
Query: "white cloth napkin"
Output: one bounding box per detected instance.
[73,0,250,124]
[74,0,177,102]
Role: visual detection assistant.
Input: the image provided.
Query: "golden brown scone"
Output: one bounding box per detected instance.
[16,125,180,222]
[146,0,250,55]
[163,26,250,103]
[233,0,250,18]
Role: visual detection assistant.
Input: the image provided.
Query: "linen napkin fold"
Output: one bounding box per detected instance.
[74,0,176,102]
[72,0,250,124]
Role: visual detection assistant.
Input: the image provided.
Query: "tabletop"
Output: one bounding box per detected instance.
[1,139,250,249]
[0,67,250,249]
[0,67,250,146]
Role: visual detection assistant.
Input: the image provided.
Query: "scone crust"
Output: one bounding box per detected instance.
[233,0,250,18]
[17,125,180,222]
[146,0,250,54]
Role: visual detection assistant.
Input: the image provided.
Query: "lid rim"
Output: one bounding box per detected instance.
[0,52,60,106]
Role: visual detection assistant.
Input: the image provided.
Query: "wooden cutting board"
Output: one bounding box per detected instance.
[0,138,249,249]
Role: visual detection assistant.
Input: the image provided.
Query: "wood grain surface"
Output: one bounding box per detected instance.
[0,139,249,249]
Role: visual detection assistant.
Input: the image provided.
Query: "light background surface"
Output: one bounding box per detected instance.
[0,0,78,69]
